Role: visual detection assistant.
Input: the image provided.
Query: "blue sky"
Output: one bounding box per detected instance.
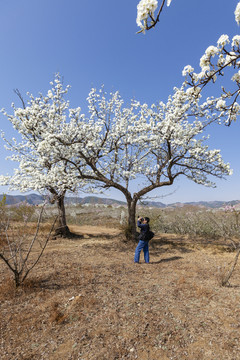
[0,0,240,203]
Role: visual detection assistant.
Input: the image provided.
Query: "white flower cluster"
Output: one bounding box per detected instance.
[232,35,240,47]
[136,0,158,30]
[232,70,240,82]
[216,99,226,109]
[235,2,240,25]
[136,0,173,31]
[217,34,230,48]
[182,65,194,77]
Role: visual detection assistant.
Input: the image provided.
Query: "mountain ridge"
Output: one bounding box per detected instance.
[0,193,239,209]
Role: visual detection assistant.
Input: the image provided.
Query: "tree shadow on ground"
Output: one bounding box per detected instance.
[22,276,63,291]
[150,236,195,255]
[223,283,240,289]
[69,233,119,241]
[53,232,84,240]
[22,270,95,292]
[150,256,183,264]
[81,240,132,253]
[84,233,118,239]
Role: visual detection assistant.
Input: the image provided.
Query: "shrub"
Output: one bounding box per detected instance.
[0,204,57,287]
[10,201,36,222]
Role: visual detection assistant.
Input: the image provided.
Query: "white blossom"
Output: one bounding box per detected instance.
[205,45,219,58]
[232,35,240,47]
[224,51,237,66]
[136,0,158,29]
[182,65,194,76]
[199,54,209,69]
[235,2,240,25]
[185,87,195,96]
[216,99,226,109]
[217,34,230,48]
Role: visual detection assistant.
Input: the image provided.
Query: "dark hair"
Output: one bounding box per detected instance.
[144,217,150,223]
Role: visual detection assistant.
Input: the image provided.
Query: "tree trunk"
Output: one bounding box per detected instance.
[14,271,21,288]
[126,197,138,242]
[222,246,240,286]
[55,194,71,237]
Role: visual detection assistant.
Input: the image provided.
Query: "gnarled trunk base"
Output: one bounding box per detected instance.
[54,224,71,237]
[55,193,72,238]
[126,198,138,242]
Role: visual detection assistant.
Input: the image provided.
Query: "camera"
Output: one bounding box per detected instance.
[138,216,144,222]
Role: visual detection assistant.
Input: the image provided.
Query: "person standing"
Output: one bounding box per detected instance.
[134,216,150,263]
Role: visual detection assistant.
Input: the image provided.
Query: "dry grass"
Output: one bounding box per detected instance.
[1,224,240,360]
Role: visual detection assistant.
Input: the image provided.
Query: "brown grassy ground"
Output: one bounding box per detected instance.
[1,225,240,360]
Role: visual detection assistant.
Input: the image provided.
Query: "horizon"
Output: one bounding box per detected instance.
[1,192,240,206]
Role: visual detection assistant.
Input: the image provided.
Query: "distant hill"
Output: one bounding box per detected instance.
[0,194,125,206]
[64,196,125,206]
[138,200,166,208]
[0,193,45,205]
[0,193,240,209]
[182,200,240,209]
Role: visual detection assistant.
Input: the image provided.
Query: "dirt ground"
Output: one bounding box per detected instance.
[1,225,240,360]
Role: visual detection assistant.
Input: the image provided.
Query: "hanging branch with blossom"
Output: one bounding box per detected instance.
[136,0,173,33]
[182,2,240,125]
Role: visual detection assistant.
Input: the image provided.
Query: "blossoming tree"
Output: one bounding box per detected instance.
[1,76,232,240]
[48,83,232,240]
[0,76,86,237]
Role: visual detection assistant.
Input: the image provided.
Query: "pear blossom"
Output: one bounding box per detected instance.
[232,35,240,47]
[199,54,209,69]
[232,70,240,82]
[235,2,240,25]
[217,54,226,67]
[182,65,194,76]
[205,45,219,58]
[224,52,237,66]
[136,0,174,32]
[216,99,226,109]
[136,0,158,29]
[217,34,230,48]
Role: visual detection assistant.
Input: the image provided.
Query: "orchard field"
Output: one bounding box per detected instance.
[1,203,240,360]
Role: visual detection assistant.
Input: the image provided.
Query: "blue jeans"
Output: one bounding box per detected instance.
[134,240,149,263]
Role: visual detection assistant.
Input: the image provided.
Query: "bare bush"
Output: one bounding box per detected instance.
[0,202,57,287]
[149,206,240,286]
[151,207,240,242]
[8,201,36,222]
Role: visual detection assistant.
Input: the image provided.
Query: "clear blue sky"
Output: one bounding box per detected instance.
[0,0,239,204]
